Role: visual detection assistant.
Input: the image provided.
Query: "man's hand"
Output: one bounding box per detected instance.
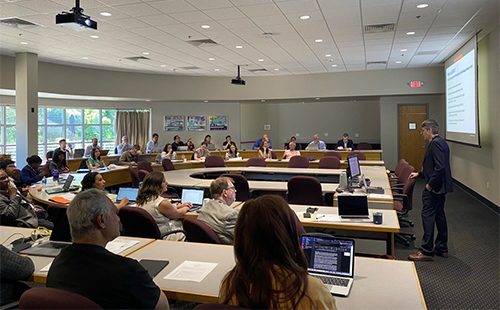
[22,186,30,192]
[409,172,419,179]
[7,184,17,196]
[337,146,344,150]
[425,184,432,191]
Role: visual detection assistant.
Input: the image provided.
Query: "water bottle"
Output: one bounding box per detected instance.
[53,170,59,184]
[182,154,186,162]
[42,176,47,187]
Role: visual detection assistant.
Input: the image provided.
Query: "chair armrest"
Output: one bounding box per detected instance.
[161,229,187,239]
[391,183,404,189]
[393,193,409,206]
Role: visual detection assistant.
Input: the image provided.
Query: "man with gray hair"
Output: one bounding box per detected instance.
[306,134,326,150]
[197,176,239,244]
[116,135,133,155]
[47,189,169,309]
[409,119,453,262]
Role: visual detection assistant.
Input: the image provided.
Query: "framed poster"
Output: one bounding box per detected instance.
[164,116,184,131]
[187,116,206,131]
[209,116,228,131]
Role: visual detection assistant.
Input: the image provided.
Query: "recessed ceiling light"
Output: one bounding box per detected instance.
[160,65,166,68]
[274,68,279,71]
[325,54,331,57]
[315,98,320,100]
[236,45,243,49]
[145,100,151,102]
[258,59,264,62]
[208,57,215,60]
[300,15,310,20]
[396,61,402,64]
[20,41,28,45]
[204,100,209,103]
[315,39,323,43]
[214,69,220,71]
[261,99,266,102]
[331,64,338,67]
[416,4,429,9]
[90,35,99,39]
[406,31,415,35]
[400,48,408,52]
[100,12,112,16]
[82,56,89,59]
[143,52,150,55]
[201,25,210,29]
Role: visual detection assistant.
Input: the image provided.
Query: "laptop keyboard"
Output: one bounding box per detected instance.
[40,242,70,249]
[313,275,350,287]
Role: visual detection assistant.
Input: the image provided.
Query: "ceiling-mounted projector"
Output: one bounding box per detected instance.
[56,0,97,31]
[231,65,246,86]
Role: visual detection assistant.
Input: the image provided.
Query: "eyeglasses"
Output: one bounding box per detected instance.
[225,186,236,192]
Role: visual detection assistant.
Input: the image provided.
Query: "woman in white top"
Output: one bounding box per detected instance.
[258,141,271,159]
[225,144,240,160]
[136,172,192,241]
[161,143,177,160]
[283,142,301,159]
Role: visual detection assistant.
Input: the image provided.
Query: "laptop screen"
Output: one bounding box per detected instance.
[338,195,369,217]
[50,207,72,242]
[62,175,74,191]
[116,188,139,202]
[301,236,354,278]
[181,188,204,206]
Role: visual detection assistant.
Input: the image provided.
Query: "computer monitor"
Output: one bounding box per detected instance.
[346,154,361,180]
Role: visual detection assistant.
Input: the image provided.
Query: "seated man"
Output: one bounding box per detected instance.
[119,145,141,165]
[252,134,272,150]
[84,138,101,157]
[146,133,162,153]
[47,189,169,309]
[0,170,53,229]
[197,177,239,245]
[306,134,326,150]
[116,136,133,155]
[336,133,355,151]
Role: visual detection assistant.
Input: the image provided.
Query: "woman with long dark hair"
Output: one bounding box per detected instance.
[219,195,337,309]
[49,149,70,175]
[80,172,129,209]
[87,148,106,169]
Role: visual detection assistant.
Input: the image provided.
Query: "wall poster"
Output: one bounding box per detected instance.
[187,116,206,131]
[164,116,184,131]
[209,116,228,131]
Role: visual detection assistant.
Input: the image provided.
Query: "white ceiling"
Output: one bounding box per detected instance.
[0,0,498,77]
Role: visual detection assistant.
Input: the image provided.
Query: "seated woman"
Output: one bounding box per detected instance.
[81,172,129,209]
[186,138,195,151]
[136,172,192,240]
[290,136,302,150]
[49,149,70,175]
[222,135,236,150]
[258,141,271,159]
[225,144,240,160]
[161,143,177,161]
[219,195,337,309]
[194,142,210,160]
[20,155,48,186]
[87,148,106,169]
[283,142,301,159]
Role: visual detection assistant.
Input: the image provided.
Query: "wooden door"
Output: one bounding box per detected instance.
[399,105,427,170]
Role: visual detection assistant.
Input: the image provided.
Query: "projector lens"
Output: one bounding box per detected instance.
[85,19,91,26]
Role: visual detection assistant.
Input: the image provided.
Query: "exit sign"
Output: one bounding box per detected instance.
[409,80,424,88]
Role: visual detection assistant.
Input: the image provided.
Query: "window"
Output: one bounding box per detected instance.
[0,106,17,162]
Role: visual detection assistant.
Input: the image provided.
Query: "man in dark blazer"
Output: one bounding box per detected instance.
[409,119,453,261]
[335,133,355,151]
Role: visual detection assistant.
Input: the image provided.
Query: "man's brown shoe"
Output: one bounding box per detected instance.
[434,249,449,258]
[408,252,434,261]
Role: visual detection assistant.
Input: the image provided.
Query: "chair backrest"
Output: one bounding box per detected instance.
[220,173,250,201]
[287,176,323,206]
[270,151,277,159]
[19,287,102,309]
[118,207,161,239]
[323,151,342,160]
[348,151,366,160]
[46,151,54,160]
[79,159,89,170]
[114,147,118,154]
[246,158,266,167]
[288,156,309,168]
[138,169,150,182]
[42,163,51,176]
[47,204,68,222]
[292,211,307,236]
[205,155,226,168]
[183,217,222,244]
[162,158,176,171]
[194,303,247,309]
[128,166,141,188]
[137,161,153,172]
[13,168,21,181]
[394,159,409,176]
[402,175,416,211]
[356,142,373,150]
[397,165,415,186]
[318,156,341,169]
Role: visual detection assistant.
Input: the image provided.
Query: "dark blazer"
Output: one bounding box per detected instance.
[20,165,43,186]
[418,135,453,195]
[335,139,355,150]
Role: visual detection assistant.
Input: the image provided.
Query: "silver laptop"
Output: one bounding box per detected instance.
[338,194,370,219]
[45,175,78,194]
[301,235,355,296]
[308,143,319,151]
[182,188,204,212]
[177,146,188,151]
[116,187,139,203]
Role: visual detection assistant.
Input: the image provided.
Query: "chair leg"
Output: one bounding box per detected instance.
[399,232,416,240]
[395,233,410,246]
[398,217,414,227]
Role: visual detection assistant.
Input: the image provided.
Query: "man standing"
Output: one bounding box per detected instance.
[252,134,273,150]
[84,138,101,157]
[146,133,162,153]
[306,134,326,150]
[55,139,74,159]
[197,177,239,244]
[116,136,133,155]
[47,189,169,309]
[119,145,141,165]
[335,133,355,151]
[409,119,453,261]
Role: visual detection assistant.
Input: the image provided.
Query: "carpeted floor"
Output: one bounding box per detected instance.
[394,178,500,310]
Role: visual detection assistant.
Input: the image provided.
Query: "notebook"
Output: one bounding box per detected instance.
[20,207,72,257]
[301,235,355,296]
[116,187,139,202]
[181,188,204,212]
[45,175,79,194]
[337,195,370,219]
[73,148,84,158]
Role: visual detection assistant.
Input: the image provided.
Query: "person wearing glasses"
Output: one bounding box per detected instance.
[197,177,239,245]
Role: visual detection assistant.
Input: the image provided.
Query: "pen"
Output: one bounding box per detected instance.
[317,215,326,219]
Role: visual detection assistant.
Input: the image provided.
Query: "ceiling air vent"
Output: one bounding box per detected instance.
[124,56,150,61]
[366,61,387,65]
[416,51,439,56]
[248,68,267,72]
[0,17,41,28]
[187,39,218,47]
[178,66,201,70]
[364,23,395,33]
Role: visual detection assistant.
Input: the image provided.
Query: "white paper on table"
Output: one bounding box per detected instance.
[164,261,218,282]
[58,192,77,200]
[40,262,52,272]
[105,238,139,254]
[369,193,392,199]
[316,214,342,222]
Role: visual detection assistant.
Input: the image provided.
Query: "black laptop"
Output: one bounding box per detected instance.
[45,175,79,194]
[337,194,370,219]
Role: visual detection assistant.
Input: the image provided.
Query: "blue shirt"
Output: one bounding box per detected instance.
[307,140,327,150]
[116,143,133,155]
[20,165,43,186]
[252,138,273,150]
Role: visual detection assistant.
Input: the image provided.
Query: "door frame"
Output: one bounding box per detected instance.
[397,103,429,161]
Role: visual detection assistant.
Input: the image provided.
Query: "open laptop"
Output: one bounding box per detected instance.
[20,207,72,257]
[116,187,139,203]
[73,148,84,158]
[301,235,355,296]
[181,188,204,212]
[45,175,79,194]
[338,195,371,220]
[177,146,188,151]
[308,143,319,151]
